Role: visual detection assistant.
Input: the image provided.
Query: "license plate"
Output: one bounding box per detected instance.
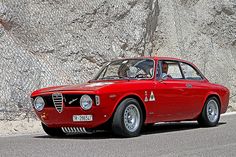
[73,115,93,122]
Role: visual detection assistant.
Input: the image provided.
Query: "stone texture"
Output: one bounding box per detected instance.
[0,0,235,119]
[153,0,236,110]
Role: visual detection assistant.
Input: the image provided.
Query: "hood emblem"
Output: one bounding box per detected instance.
[52,93,64,113]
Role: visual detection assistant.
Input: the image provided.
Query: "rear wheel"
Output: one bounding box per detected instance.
[112,98,143,137]
[198,97,220,127]
[42,123,66,137]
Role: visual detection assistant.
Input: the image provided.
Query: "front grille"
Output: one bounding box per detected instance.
[52,93,63,113]
[33,94,95,109]
[43,96,54,107]
[64,95,81,107]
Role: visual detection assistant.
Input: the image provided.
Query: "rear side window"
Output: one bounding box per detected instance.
[180,62,202,80]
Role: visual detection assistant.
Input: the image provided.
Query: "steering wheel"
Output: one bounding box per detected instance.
[135,74,148,78]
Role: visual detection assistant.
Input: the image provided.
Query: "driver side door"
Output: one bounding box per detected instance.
[154,60,191,121]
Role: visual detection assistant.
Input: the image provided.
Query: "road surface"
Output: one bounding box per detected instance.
[0,114,236,157]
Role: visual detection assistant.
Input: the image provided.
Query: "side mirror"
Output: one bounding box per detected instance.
[161,73,168,80]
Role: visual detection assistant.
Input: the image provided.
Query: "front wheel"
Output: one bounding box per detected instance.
[198,97,220,127]
[42,123,66,137]
[112,98,143,137]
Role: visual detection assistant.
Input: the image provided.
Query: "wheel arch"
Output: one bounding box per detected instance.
[201,92,222,114]
[112,93,147,123]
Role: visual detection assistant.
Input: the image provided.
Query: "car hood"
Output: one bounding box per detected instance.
[31,80,155,97]
[31,81,123,96]
[50,82,115,91]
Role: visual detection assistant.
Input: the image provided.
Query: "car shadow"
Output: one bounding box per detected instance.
[34,121,226,140]
[141,121,226,136]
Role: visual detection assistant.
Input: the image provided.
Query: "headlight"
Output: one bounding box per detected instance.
[80,95,93,110]
[33,96,45,111]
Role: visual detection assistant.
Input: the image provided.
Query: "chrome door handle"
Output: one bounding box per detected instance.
[186,84,192,88]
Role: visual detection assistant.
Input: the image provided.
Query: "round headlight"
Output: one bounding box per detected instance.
[33,96,45,111]
[80,95,93,110]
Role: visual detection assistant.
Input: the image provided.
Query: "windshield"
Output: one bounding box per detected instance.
[94,59,155,80]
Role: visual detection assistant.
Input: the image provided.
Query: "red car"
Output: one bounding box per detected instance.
[31,57,230,137]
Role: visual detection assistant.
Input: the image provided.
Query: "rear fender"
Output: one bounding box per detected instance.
[203,91,221,111]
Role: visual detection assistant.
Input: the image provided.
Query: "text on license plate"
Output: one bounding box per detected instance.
[73,115,93,122]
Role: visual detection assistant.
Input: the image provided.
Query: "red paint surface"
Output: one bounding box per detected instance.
[31,57,230,128]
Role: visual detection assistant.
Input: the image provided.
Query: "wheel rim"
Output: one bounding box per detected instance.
[124,104,140,132]
[206,99,219,123]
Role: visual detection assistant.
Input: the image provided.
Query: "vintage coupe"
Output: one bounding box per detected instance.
[31,57,229,137]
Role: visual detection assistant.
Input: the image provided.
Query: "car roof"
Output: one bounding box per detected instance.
[105,56,207,80]
[155,57,192,64]
[110,56,193,65]
[119,56,192,64]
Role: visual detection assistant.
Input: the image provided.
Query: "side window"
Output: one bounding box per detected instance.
[180,62,202,80]
[161,61,183,79]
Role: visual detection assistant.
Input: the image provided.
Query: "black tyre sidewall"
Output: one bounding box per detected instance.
[112,98,143,137]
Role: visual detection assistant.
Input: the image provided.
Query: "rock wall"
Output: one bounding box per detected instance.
[154,0,236,110]
[0,0,235,118]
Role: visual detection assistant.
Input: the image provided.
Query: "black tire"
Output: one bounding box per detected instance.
[42,123,66,137]
[112,98,143,137]
[197,97,220,127]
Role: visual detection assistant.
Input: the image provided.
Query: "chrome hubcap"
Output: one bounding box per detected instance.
[124,104,140,132]
[207,100,219,123]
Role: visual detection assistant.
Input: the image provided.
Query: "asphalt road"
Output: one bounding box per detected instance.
[1,114,236,157]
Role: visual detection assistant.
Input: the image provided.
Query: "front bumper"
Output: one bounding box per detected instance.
[35,106,112,128]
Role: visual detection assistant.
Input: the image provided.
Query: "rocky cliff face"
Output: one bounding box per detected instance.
[0,0,235,119]
[153,0,236,111]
